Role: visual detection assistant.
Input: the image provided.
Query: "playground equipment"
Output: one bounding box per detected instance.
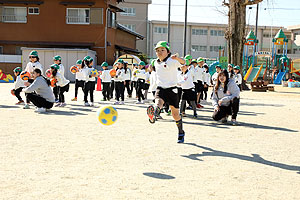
[0,69,14,83]
[243,30,258,72]
[244,64,263,82]
[271,29,289,84]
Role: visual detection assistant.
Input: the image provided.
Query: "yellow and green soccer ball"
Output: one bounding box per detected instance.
[97,106,118,126]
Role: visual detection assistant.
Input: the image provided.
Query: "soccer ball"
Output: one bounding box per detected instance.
[110,69,116,77]
[70,65,79,74]
[20,71,31,81]
[45,69,52,78]
[97,106,118,126]
[90,69,98,77]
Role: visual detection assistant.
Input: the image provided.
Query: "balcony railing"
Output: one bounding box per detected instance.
[2,15,27,23]
[66,16,90,24]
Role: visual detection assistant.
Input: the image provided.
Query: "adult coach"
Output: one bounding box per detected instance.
[147,41,186,143]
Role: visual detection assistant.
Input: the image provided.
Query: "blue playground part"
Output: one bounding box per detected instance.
[273,71,286,84]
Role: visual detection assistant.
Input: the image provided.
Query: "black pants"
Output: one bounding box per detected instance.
[102,82,111,100]
[131,81,137,96]
[53,85,59,100]
[84,81,95,103]
[59,83,70,103]
[110,80,115,99]
[75,79,85,98]
[212,97,240,121]
[14,87,24,101]
[26,93,54,109]
[124,80,132,96]
[115,81,125,101]
[136,79,145,101]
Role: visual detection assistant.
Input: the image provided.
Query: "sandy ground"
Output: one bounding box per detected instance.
[1,83,300,200]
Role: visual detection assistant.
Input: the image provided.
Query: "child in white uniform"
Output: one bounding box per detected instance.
[114,59,126,105]
[72,60,85,101]
[82,56,96,106]
[12,67,25,104]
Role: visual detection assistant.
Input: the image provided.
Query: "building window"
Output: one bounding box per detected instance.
[107,10,116,28]
[0,46,3,54]
[16,46,22,55]
[28,7,39,15]
[192,45,207,52]
[120,7,136,16]
[210,30,224,36]
[192,29,208,36]
[2,7,27,23]
[210,46,224,52]
[154,27,167,34]
[123,24,136,32]
[66,8,90,24]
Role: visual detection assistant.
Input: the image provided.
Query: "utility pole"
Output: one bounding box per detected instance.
[255,3,259,37]
[167,0,171,44]
[183,0,188,55]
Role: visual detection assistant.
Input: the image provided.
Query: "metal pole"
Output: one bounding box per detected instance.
[167,0,171,44]
[183,0,188,55]
[255,3,259,37]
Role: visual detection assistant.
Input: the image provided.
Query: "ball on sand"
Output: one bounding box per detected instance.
[97,106,118,126]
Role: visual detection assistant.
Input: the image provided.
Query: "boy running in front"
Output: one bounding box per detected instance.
[147,41,186,143]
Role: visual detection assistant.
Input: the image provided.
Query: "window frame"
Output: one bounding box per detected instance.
[123,24,136,32]
[2,6,27,23]
[66,8,90,25]
[154,26,167,34]
[28,7,39,15]
[120,7,136,16]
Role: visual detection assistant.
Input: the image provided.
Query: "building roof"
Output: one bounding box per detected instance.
[115,45,140,54]
[117,23,144,40]
[0,40,94,47]
[287,25,300,31]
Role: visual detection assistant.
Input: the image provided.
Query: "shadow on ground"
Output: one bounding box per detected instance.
[181,143,300,174]
[143,172,175,179]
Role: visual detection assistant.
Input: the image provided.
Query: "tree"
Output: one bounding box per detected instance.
[223,0,263,68]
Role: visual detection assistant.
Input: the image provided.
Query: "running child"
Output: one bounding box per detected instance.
[71,60,85,101]
[100,62,111,101]
[147,41,186,143]
[123,62,132,98]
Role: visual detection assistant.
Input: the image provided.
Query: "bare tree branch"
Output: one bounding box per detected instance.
[243,0,264,6]
[222,0,230,7]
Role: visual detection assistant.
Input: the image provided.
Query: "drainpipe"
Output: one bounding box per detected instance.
[105,7,109,61]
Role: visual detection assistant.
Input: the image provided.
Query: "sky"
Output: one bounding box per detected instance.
[148,0,300,28]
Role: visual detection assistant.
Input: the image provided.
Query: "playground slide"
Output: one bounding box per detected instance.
[246,64,263,82]
[244,64,253,81]
[273,71,286,84]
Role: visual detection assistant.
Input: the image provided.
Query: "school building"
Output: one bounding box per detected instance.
[0,0,144,75]
[148,20,293,59]
[117,0,152,55]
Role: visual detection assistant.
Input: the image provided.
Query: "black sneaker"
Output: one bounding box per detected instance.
[177,132,185,143]
[221,117,228,123]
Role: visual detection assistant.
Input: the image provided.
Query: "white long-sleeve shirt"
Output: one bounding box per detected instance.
[234,73,242,85]
[135,69,146,80]
[83,67,96,82]
[178,70,195,89]
[114,68,125,82]
[58,64,65,77]
[195,66,205,82]
[25,62,43,75]
[188,66,197,82]
[123,69,131,81]
[75,68,86,81]
[55,72,70,87]
[14,75,25,89]
[149,71,157,92]
[203,72,211,86]
[100,70,112,83]
[211,72,219,86]
[131,68,138,81]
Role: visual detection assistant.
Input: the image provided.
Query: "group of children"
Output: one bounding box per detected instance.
[11,43,241,143]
